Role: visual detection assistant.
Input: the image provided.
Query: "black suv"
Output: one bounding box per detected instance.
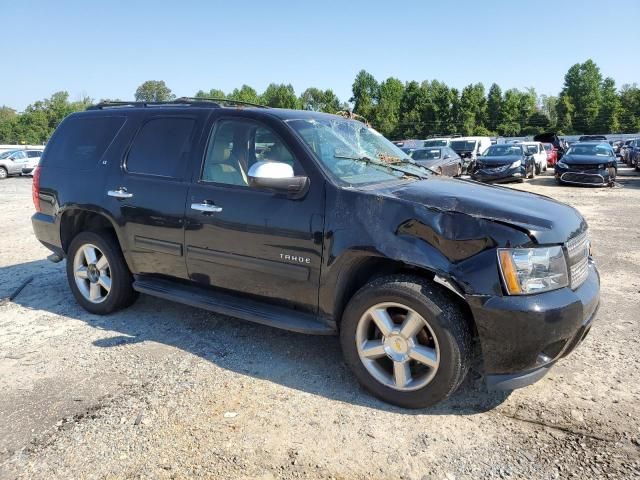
[31,99,600,408]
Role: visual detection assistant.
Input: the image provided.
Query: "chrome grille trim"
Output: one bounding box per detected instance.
[566,231,590,289]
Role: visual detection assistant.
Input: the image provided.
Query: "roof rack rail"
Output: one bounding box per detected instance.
[175,97,269,109]
[88,97,269,110]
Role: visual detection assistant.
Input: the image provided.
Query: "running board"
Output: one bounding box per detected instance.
[133,276,336,335]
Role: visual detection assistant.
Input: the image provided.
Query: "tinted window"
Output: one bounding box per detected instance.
[412,148,441,160]
[27,150,42,158]
[45,116,125,168]
[202,120,300,186]
[484,145,522,156]
[127,117,195,177]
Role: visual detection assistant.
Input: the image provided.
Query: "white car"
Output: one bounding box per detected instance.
[21,152,43,176]
[519,142,548,174]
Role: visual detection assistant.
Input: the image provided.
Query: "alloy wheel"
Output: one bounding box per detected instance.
[355,302,440,391]
[73,243,111,303]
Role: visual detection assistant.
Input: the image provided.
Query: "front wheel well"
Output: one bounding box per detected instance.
[60,210,117,254]
[334,258,478,338]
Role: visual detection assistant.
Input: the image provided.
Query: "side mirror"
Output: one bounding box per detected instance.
[247,161,309,199]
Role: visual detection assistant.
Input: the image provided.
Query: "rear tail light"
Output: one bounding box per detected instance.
[32,166,41,212]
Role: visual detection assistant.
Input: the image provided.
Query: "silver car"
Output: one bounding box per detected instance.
[0,150,43,179]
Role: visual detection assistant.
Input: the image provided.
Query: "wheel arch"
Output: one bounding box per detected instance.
[59,208,133,270]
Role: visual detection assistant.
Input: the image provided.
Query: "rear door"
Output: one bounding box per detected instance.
[184,115,325,312]
[106,113,204,279]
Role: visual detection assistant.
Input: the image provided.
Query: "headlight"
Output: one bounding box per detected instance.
[497,246,568,295]
[557,161,568,168]
[597,164,604,169]
[510,160,522,168]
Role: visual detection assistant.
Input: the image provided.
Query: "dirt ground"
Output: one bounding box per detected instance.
[1,167,639,479]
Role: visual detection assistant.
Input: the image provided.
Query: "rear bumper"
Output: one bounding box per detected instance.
[31,212,64,257]
[467,261,600,390]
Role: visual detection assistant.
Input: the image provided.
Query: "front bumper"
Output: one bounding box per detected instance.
[471,165,524,183]
[467,261,600,390]
[555,166,612,186]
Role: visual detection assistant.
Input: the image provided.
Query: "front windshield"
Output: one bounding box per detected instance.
[483,145,523,156]
[423,139,447,147]
[450,140,476,152]
[567,144,612,157]
[0,150,18,159]
[412,148,441,160]
[287,117,431,185]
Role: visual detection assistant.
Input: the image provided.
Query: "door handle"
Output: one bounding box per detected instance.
[191,202,222,213]
[107,187,133,199]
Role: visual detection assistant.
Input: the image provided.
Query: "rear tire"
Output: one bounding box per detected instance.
[66,230,137,315]
[340,275,472,409]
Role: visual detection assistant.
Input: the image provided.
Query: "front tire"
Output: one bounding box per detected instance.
[66,230,137,315]
[340,275,472,408]
[0,167,7,179]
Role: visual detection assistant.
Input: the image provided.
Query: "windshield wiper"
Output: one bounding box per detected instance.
[393,157,441,176]
[334,155,430,179]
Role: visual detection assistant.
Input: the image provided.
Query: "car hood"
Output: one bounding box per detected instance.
[378,177,586,244]
[562,155,610,164]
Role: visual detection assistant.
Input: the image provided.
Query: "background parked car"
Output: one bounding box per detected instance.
[578,135,608,142]
[620,139,635,164]
[21,151,43,175]
[471,143,535,183]
[422,137,452,148]
[0,149,42,179]
[450,136,491,173]
[409,146,462,176]
[555,142,617,186]
[627,138,640,169]
[519,142,548,173]
[534,132,566,160]
[542,142,558,166]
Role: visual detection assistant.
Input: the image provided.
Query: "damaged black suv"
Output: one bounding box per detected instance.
[31,99,600,408]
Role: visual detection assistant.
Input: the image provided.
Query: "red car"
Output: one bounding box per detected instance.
[542,142,558,166]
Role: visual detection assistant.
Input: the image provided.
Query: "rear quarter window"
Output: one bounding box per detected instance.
[43,115,126,169]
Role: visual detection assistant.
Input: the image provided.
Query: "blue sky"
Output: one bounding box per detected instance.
[2,0,639,111]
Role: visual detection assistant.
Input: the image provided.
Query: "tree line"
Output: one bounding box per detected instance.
[1,59,638,145]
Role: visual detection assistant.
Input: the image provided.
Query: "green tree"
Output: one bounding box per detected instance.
[595,77,621,133]
[261,83,299,109]
[373,77,404,137]
[195,88,225,99]
[619,84,640,133]
[555,94,574,133]
[0,106,17,143]
[299,88,341,113]
[459,83,487,135]
[561,60,602,133]
[499,89,522,135]
[397,81,428,138]
[518,88,537,129]
[134,80,175,102]
[350,70,379,120]
[228,85,260,104]
[539,95,558,127]
[486,83,503,131]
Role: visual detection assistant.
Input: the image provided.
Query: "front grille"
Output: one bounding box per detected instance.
[566,231,590,289]
[561,172,604,185]
[566,164,602,171]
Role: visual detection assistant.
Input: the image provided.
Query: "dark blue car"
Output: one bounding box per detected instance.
[555,142,617,186]
[471,144,535,183]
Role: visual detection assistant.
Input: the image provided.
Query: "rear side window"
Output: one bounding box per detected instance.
[45,116,125,168]
[126,117,195,178]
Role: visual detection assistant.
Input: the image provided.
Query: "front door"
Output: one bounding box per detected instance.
[184,117,325,312]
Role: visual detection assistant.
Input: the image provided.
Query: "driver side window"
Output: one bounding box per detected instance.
[201,120,301,186]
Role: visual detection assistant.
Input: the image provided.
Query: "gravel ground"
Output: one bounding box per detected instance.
[1,167,639,479]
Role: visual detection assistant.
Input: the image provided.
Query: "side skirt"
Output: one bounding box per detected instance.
[133,276,336,335]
